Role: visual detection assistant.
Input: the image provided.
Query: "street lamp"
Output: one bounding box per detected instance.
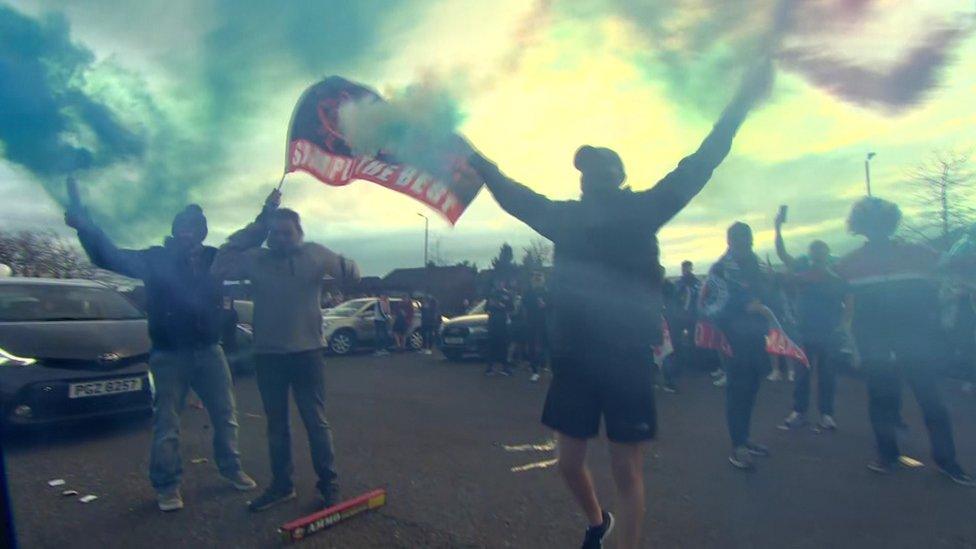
[416,212,429,268]
[865,152,876,196]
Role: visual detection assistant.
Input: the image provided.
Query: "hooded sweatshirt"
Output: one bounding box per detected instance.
[467,114,746,354]
[75,223,222,350]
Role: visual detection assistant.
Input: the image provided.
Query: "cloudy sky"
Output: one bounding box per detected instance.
[1,0,974,276]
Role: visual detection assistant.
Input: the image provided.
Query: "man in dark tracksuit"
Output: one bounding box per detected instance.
[774,207,846,431]
[65,188,255,513]
[522,272,550,382]
[484,281,514,376]
[464,59,774,549]
[837,197,972,486]
[702,223,774,470]
[213,190,362,510]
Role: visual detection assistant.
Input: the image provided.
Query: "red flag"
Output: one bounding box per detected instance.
[285,76,484,225]
[694,313,809,367]
[762,307,810,367]
[695,320,733,357]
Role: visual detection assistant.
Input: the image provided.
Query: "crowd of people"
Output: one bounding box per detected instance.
[55,52,976,549]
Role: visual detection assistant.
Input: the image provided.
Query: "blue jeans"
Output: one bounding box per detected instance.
[148,345,242,491]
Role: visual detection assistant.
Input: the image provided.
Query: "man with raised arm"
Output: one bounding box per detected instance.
[461,59,774,549]
[64,178,256,513]
[212,190,361,511]
[773,206,847,432]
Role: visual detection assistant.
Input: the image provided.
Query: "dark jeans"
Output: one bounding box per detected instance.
[148,345,242,491]
[793,340,836,415]
[725,331,766,448]
[527,323,547,373]
[660,355,679,388]
[374,320,390,350]
[255,351,338,494]
[865,362,958,468]
[422,325,438,350]
[487,324,509,366]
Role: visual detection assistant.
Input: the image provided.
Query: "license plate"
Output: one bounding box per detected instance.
[444,337,464,345]
[69,377,143,399]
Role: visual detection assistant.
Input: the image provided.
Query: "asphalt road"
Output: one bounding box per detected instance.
[3,352,976,548]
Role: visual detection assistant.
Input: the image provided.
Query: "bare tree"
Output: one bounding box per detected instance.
[524,237,553,267]
[903,149,976,250]
[0,230,94,279]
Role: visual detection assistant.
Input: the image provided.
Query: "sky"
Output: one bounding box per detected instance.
[1,0,975,276]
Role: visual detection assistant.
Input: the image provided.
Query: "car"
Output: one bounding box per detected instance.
[0,278,154,428]
[438,300,490,361]
[322,297,425,355]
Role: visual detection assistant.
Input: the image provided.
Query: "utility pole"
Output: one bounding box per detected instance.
[865,152,876,196]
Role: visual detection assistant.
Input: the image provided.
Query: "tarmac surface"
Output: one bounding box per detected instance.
[4,352,976,548]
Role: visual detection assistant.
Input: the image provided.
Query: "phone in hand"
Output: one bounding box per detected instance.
[776,204,788,225]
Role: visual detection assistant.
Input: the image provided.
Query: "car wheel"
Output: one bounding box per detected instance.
[442,349,463,361]
[329,329,356,355]
[408,330,425,351]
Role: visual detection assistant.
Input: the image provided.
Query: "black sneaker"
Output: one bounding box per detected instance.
[938,463,976,487]
[248,487,297,512]
[867,459,896,475]
[318,484,341,508]
[581,511,615,549]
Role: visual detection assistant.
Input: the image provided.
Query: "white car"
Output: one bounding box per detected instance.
[322,298,424,355]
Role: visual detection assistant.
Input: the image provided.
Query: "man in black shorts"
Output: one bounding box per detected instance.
[463,59,773,549]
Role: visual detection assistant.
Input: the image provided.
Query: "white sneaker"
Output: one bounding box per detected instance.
[157,488,184,512]
[423,349,433,355]
[778,411,806,430]
[819,414,838,430]
[713,373,727,387]
[728,446,754,470]
[767,370,783,382]
[709,369,724,379]
[529,373,541,383]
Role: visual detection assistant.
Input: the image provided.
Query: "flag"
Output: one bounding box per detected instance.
[694,319,733,357]
[285,76,484,224]
[761,306,810,367]
[694,313,809,367]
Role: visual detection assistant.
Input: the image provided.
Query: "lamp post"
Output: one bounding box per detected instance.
[865,152,876,196]
[417,213,429,267]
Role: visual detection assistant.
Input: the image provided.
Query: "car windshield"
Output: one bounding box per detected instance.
[0,283,144,322]
[327,299,373,317]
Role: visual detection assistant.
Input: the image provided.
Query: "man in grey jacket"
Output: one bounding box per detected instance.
[212,189,361,511]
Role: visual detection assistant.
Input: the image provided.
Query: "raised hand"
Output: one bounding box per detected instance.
[64,176,89,230]
[265,188,282,211]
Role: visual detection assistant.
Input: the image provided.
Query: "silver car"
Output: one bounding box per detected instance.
[322,298,424,355]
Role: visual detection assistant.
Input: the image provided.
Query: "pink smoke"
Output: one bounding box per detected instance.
[780,23,968,112]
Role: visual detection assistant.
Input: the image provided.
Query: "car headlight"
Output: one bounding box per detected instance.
[0,347,37,367]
